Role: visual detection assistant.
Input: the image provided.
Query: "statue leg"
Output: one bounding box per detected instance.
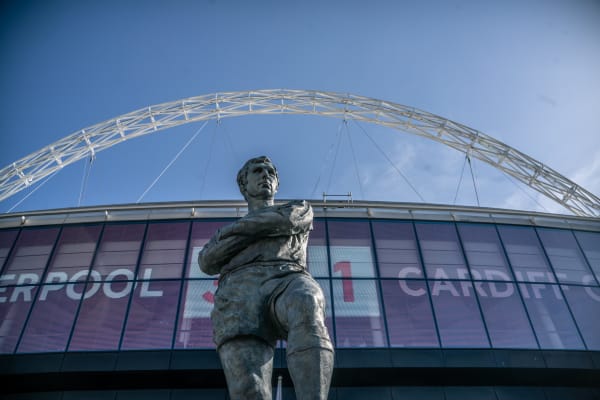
[274,277,334,400]
[217,336,274,400]
[287,347,334,400]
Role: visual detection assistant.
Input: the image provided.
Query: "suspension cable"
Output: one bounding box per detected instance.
[221,121,240,161]
[136,120,209,203]
[345,120,365,200]
[352,120,426,203]
[453,154,468,205]
[503,171,550,213]
[325,120,345,195]
[6,170,60,213]
[310,120,345,199]
[467,155,481,207]
[78,154,95,207]
[198,121,219,199]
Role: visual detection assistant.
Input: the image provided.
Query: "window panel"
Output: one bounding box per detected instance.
[519,283,584,349]
[381,280,438,347]
[45,225,102,280]
[187,221,231,279]
[372,221,423,279]
[174,279,216,349]
[91,224,145,281]
[428,280,489,348]
[415,223,470,279]
[307,220,329,277]
[1,227,59,281]
[562,284,600,350]
[121,280,180,350]
[476,282,537,348]
[0,229,18,272]
[498,226,557,284]
[457,224,513,281]
[138,222,189,280]
[328,221,375,277]
[17,283,83,353]
[573,230,600,284]
[537,228,597,286]
[333,279,386,347]
[0,285,38,353]
[68,279,132,350]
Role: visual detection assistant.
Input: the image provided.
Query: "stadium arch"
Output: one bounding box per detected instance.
[1,89,598,216]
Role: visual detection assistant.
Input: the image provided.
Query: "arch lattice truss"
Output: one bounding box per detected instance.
[1,89,599,217]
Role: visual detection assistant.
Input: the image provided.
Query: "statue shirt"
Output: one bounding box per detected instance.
[198,200,313,277]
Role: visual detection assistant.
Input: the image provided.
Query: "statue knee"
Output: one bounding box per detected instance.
[284,288,327,328]
[279,289,332,355]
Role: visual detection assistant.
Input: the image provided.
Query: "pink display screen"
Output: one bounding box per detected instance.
[0,219,597,354]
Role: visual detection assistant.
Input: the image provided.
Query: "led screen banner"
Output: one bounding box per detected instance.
[1,220,600,354]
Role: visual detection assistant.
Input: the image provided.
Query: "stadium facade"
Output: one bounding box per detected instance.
[1,199,599,399]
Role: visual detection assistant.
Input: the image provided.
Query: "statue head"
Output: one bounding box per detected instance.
[237,156,279,202]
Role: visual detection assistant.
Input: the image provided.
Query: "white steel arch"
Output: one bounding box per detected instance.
[1,89,599,217]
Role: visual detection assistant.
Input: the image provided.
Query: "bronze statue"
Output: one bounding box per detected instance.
[199,156,334,400]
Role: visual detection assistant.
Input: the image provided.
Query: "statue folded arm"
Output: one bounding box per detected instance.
[220,200,313,239]
[198,201,313,275]
[198,233,256,275]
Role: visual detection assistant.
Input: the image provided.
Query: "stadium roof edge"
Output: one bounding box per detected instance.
[1,200,598,232]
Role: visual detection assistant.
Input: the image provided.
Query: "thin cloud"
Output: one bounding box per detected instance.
[571,151,600,196]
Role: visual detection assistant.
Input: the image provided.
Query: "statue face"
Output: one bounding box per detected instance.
[244,161,279,200]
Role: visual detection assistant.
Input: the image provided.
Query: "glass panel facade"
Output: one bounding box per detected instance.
[562,284,600,350]
[537,228,597,285]
[416,223,469,279]
[1,227,59,283]
[307,221,329,277]
[0,216,598,354]
[68,279,132,351]
[174,279,215,349]
[429,280,489,348]
[17,283,82,353]
[45,225,102,278]
[573,230,600,284]
[0,285,39,353]
[372,221,423,279]
[138,222,189,280]
[91,224,145,281]
[457,224,513,281]
[476,283,537,348]
[333,279,386,347]
[497,226,555,283]
[328,221,375,278]
[121,280,180,350]
[0,229,18,271]
[519,283,584,349]
[381,279,438,347]
[457,223,537,348]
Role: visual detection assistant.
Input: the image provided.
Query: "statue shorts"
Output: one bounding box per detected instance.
[212,263,333,355]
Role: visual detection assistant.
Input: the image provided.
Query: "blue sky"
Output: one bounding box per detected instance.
[1,0,599,215]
